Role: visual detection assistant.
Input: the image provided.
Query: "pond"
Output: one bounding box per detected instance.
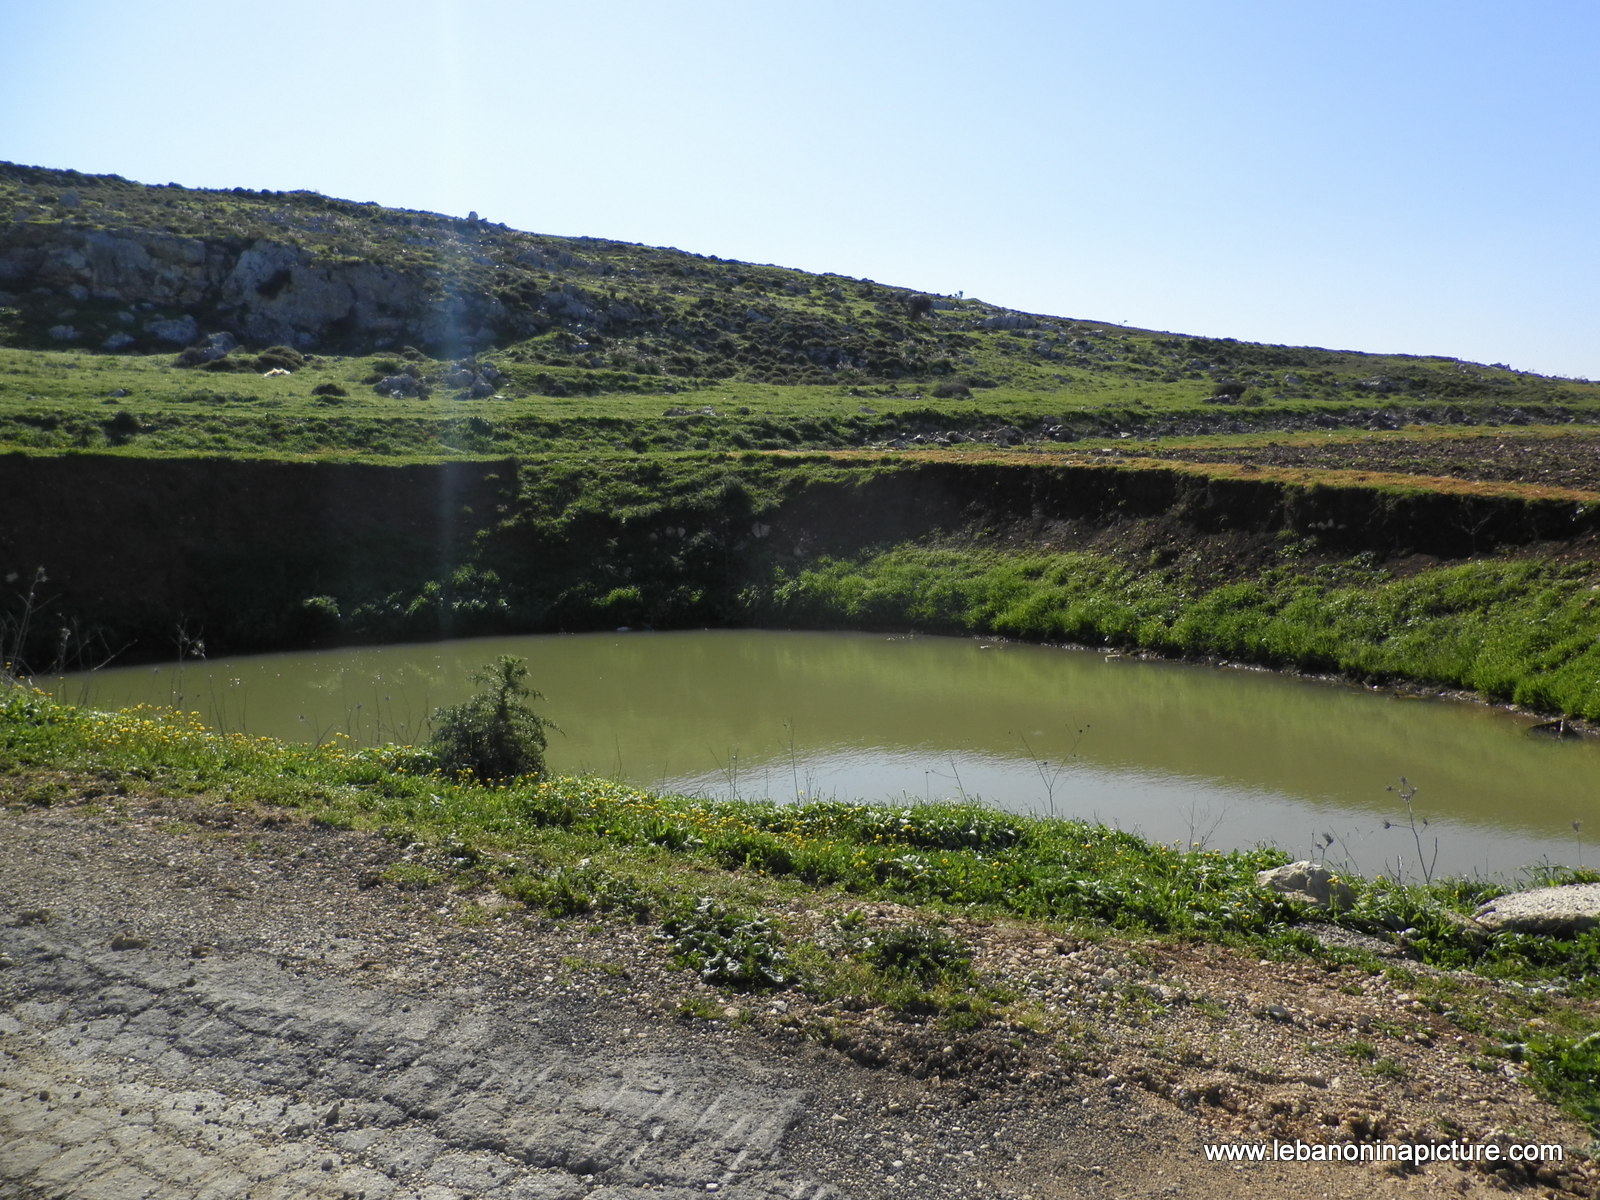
[49,629,1600,880]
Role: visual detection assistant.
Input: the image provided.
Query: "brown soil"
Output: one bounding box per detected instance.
[1146,433,1600,493]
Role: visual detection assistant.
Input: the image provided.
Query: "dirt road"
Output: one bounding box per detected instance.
[0,795,1582,1199]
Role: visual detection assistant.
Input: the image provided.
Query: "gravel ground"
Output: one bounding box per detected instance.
[1,789,1595,1199]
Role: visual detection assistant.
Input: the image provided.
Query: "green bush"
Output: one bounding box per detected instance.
[427,656,555,782]
[254,345,305,372]
[102,410,139,442]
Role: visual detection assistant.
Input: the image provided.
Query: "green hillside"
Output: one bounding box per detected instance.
[3,161,1596,460]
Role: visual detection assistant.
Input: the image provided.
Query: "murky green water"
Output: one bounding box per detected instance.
[49,629,1600,879]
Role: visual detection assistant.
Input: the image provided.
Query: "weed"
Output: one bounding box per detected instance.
[1527,1032,1600,1129]
[1383,778,1439,886]
[663,897,790,990]
[676,996,724,1021]
[867,923,972,985]
[501,862,649,919]
[378,862,443,890]
[1368,1057,1411,1081]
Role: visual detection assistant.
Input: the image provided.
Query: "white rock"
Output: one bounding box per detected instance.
[1256,861,1356,910]
[1473,883,1600,933]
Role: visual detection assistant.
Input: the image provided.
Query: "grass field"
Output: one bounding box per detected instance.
[4,340,1599,460]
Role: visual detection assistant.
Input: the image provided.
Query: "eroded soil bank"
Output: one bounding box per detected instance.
[4,448,1597,666]
[2,786,1594,1199]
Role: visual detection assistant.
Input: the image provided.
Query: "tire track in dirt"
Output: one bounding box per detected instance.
[1,917,834,1199]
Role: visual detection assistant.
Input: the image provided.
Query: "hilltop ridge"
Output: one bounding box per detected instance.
[0,160,1584,417]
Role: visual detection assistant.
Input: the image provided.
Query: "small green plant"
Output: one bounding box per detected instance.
[866,922,971,984]
[1369,1056,1411,1081]
[664,896,790,989]
[676,996,724,1021]
[427,656,555,782]
[501,862,649,918]
[380,862,444,890]
[1527,1031,1600,1132]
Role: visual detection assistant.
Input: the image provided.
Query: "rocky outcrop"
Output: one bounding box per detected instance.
[0,222,518,355]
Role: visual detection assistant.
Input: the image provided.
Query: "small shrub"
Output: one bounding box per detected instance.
[867,922,971,984]
[295,595,341,640]
[254,345,305,372]
[311,382,348,398]
[428,656,555,782]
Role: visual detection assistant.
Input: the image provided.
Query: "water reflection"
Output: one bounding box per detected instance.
[51,629,1600,879]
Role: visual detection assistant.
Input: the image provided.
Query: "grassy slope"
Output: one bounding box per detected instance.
[2,344,1596,460]
[760,546,1600,717]
[4,161,1598,462]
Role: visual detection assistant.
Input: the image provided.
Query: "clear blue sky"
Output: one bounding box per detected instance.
[4,0,1595,378]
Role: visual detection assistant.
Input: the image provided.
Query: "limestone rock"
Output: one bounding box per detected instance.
[200,331,238,360]
[1473,883,1600,934]
[1256,861,1356,910]
[982,313,1038,330]
[374,374,423,399]
[144,315,198,345]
